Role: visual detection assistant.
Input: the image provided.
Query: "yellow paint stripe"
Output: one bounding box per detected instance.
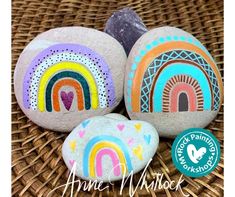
[38,62,98,111]
[89,142,126,177]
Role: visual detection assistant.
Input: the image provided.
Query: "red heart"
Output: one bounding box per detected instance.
[60,91,74,111]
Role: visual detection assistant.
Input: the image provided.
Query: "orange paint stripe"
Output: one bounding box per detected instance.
[131,41,223,112]
[170,83,197,112]
[53,79,84,111]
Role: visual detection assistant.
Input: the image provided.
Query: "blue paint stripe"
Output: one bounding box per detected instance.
[153,63,212,112]
[45,71,91,111]
[83,135,133,177]
[127,80,132,87]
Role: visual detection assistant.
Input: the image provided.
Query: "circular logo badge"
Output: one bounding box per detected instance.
[172,128,220,177]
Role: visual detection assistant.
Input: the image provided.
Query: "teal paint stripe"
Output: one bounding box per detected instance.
[153,63,212,112]
[83,135,133,177]
[45,71,91,111]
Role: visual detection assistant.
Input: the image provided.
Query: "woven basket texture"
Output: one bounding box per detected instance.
[12,0,224,196]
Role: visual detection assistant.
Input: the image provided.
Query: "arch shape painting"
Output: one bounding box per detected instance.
[126,36,223,113]
[23,43,116,112]
[83,135,133,178]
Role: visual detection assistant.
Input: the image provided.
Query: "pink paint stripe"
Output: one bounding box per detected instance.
[96,148,121,177]
[170,83,197,112]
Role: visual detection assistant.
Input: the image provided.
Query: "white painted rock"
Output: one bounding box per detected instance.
[62,114,159,182]
[104,113,129,121]
[125,26,223,138]
[14,27,126,132]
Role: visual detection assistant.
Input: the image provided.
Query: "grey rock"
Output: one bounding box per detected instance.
[124,26,223,138]
[14,27,127,132]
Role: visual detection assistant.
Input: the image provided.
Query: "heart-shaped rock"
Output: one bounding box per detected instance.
[187,144,207,164]
[14,26,127,132]
[62,113,159,182]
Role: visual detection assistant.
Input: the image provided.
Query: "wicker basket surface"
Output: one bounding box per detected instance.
[12,0,224,196]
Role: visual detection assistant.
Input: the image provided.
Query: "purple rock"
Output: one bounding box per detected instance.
[104,8,148,55]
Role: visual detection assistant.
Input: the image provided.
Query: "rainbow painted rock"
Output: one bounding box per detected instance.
[14,27,126,132]
[125,26,223,138]
[62,114,159,182]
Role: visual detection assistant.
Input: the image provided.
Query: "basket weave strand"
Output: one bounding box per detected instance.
[12,0,224,196]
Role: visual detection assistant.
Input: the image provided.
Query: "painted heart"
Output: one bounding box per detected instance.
[127,138,134,146]
[187,144,207,164]
[78,130,86,138]
[69,160,75,167]
[60,91,74,111]
[81,120,90,128]
[134,123,142,132]
[144,134,151,144]
[117,124,125,131]
[133,145,143,160]
[62,115,160,182]
[69,140,77,152]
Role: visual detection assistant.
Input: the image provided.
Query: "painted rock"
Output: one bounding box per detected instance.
[104,113,129,121]
[125,26,223,138]
[14,27,127,132]
[62,114,159,182]
[104,8,148,55]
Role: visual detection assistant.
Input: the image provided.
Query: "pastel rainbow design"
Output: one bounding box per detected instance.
[127,36,223,113]
[23,43,115,112]
[83,135,133,178]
